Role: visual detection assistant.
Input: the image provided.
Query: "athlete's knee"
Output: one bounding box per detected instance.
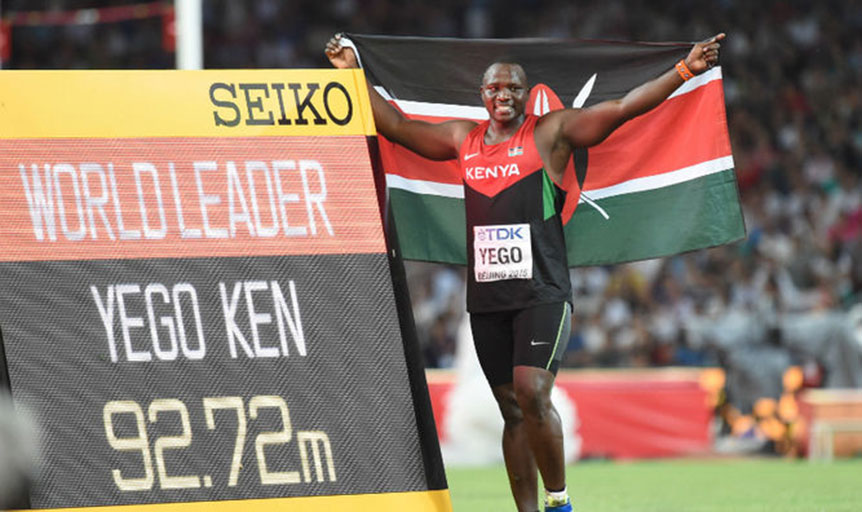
[514,385,552,420]
[513,370,554,420]
[492,386,524,426]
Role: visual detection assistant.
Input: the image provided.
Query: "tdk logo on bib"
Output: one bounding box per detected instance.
[473,223,533,282]
[476,226,526,242]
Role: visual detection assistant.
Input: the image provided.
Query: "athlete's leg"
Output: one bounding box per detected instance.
[512,365,565,492]
[471,311,540,511]
[491,383,538,512]
[511,302,572,499]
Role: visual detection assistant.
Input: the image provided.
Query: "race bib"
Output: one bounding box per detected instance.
[473,223,533,282]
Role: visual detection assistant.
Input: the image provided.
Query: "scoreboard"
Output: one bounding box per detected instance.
[0,70,449,511]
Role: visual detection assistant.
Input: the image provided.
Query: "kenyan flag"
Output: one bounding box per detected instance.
[346,35,744,266]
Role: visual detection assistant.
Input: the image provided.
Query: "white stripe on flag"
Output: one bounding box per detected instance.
[376,88,489,119]
[373,85,393,100]
[585,155,735,200]
[375,66,721,119]
[385,154,734,201]
[668,66,722,99]
[386,174,465,198]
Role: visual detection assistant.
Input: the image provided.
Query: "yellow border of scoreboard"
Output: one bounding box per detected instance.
[21,490,452,512]
[0,69,375,138]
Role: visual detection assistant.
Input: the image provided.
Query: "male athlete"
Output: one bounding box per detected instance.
[327,33,723,512]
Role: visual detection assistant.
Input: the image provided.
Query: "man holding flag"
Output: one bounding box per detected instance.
[327,33,723,512]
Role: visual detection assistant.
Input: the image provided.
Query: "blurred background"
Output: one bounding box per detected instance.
[2,0,862,463]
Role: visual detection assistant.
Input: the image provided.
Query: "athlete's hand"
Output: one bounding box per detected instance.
[325,33,359,69]
[684,33,725,74]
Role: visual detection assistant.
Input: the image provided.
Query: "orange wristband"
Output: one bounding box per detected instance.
[675,60,694,81]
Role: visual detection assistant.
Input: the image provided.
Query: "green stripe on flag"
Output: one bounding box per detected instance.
[566,168,744,266]
[389,188,466,264]
[388,168,744,267]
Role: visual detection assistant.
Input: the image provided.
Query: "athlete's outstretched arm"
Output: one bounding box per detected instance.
[552,33,725,149]
[325,34,475,161]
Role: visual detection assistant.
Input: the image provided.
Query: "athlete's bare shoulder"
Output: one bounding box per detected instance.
[534,108,582,150]
[434,118,480,154]
[531,109,585,183]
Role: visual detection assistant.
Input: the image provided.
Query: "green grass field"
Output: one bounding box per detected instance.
[446,458,862,511]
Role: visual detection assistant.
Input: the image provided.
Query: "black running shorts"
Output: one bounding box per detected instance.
[469,301,571,388]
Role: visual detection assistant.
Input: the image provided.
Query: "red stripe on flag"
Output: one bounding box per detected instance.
[378,103,471,185]
[583,80,731,190]
[380,81,730,192]
[379,138,462,185]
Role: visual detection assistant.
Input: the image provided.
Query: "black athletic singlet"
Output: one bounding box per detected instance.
[460,114,572,313]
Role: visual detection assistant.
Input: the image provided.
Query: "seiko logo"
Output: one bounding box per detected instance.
[210,81,353,128]
[465,163,520,181]
[475,226,525,242]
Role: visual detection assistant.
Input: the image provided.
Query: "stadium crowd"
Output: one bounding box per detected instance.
[4,0,862,408]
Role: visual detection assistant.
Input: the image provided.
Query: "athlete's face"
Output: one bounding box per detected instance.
[481,63,528,123]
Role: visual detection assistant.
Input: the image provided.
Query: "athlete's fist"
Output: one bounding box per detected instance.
[685,33,725,75]
[325,33,358,69]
